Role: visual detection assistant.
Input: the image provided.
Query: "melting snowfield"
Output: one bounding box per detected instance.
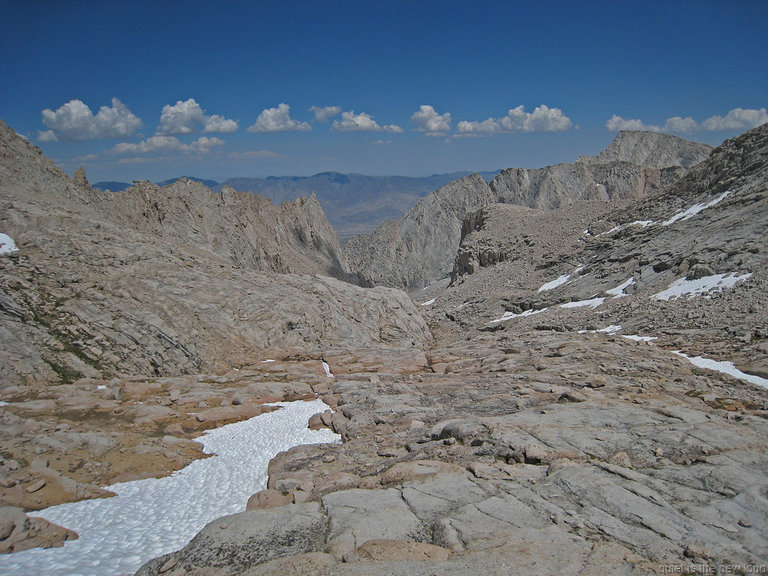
[3,399,340,576]
[674,352,768,390]
[651,272,752,301]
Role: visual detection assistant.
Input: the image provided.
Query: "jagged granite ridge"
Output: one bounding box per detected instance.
[345,130,713,291]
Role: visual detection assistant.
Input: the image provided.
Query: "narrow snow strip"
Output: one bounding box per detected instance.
[579,325,622,335]
[560,297,605,310]
[0,233,19,255]
[651,273,752,301]
[674,351,768,389]
[261,359,276,363]
[3,400,340,576]
[663,190,731,226]
[0,401,8,407]
[597,226,623,237]
[420,298,436,306]
[629,220,654,228]
[606,278,635,298]
[322,361,334,378]
[621,335,658,342]
[490,308,548,324]
[538,274,571,292]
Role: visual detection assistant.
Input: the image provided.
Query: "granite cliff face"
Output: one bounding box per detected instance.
[344,174,494,290]
[345,130,713,291]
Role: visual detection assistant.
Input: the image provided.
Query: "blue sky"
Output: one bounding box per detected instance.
[1,0,766,182]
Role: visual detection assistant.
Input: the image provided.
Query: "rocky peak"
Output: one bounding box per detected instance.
[580,130,713,168]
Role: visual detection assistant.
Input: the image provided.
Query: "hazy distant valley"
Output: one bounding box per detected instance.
[94,170,499,239]
[1,118,767,575]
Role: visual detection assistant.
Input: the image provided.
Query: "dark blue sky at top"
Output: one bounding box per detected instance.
[1,0,766,181]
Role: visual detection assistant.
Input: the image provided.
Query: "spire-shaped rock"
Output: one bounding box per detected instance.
[73,166,90,189]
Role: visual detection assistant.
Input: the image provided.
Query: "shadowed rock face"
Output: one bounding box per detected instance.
[345,130,713,292]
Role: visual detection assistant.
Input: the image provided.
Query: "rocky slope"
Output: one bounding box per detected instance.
[345,131,713,291]
[0,117,429,539]
[0,118,428,388]
[137,125,767,576]
[96,180,350,279]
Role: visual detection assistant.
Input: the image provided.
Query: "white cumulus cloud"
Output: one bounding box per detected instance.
[605,115,661,132]
[607,107,768,133]
[331,111,403,133]
[112,135,224,154]
[663,116,699,133]
[310,106,342,122]
[158,99,238,134]
[701,107,768,131]
[458,105,572,135]
[39,98,142,141]
[411,105,452,136]
[247,103,311,133]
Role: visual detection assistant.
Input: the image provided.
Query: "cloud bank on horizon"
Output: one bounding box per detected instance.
[606,108,768,134]
[35,97,768,165]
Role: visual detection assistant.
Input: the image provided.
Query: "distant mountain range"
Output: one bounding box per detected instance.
[93,171,499,239]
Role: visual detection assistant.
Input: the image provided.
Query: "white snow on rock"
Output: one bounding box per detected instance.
[560,297,605,310]
[0,401,8,407]
[0,233,19,255]
[621,334,658,342]
[3,399,340,576]
[606,278,635,298]
[674,352,768,389]
[490,308,548,324]
[597,226,623,237]
[651,272,752,301]
[629,220,654,228]
[579,325,622,335]
[420,298,436,306]
[538,274,571,292]
[663,190,731,226]
[322,361,334,378]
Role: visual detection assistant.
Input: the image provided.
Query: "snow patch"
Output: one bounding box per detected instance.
[663,190,731,226]
[420,298,436,306]
[560,297,605,310]
[606,278,635,298]
[0,233,19,255]
[629,220,654,228]
[674,352,768,389]
[579,325,622,335]
[651,273,752,301]
[261,359,276,363]
[3,400,340,576]
[621,334,658,342]
[490,308,548,324]
[0,401,8,407]
[322,361,334,378]
[538,274,571,292]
